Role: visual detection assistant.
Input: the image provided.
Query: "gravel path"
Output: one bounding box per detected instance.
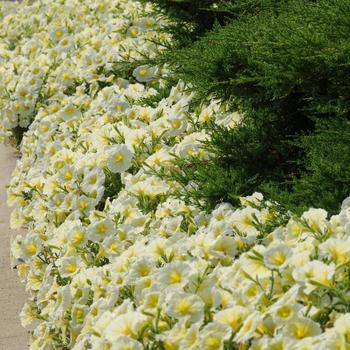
[0,145,28,349]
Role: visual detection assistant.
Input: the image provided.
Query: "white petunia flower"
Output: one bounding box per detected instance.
[292,260,335,293]
[319,237,350,265]
[234,311,263,344]
[132,65,157,83]
[214,305,249,332]
[263,243,292,269]
[59,103,82,121]
[59,256,81,278]
[105,311,148,342]
[301,208,329,233]
[107,97,130,115]
[157,261,192,289]
[20,234,42,260]
[106,144,134,173]
[110,336,143,350]
[199,322,231,350]
[127,257,156,283]
[88,218,115,242]
[166,292,205,323]
[68,223,88,247]
[334,313,350,341]
[50,26,67,42]
[283,317,321,340]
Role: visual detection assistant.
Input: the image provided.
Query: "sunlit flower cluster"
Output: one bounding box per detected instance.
[2,1,350,350]
[0,0,167,144]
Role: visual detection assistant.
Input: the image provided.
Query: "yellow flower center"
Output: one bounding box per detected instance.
[187,148,194,156]
[96,223,107,234]
[329,247,346,264]
[206,337,221,350]
[294,324,310,339]
[115,153,124,162]
[50,105,59,113]
[65,106,75,114]
[141,111,150,123]
[204,114,212,122]
[172,120,182,129]
[277,306,292,319]
[247,285,258,297]
[139,69,148,77]
[164,341,176,350]
[116,104,125,111]
[227,315,241,331]
[18,263,28,279]
[130,28,139,37]
[215,242,227,253]
[138,265,151,277]
[83,101,90,108]
[110,243,119,252]
[62,72,71,81]
[41,124,49,132]
[144,277,153,287]
[64,170,73,181]
[148,294,159,307]
[270,341,285,350]
[55,29,64,38]
[169,270,182,284]
[242,215,253,226]
[310,222,320,232]
[19,89,27,98]
[122,346,133,350]
[14,102,21,112]
[272,252,286,265]
[75,308,84,319]
[177,300,192,316]
[121,324,134,337]
[78,200,89,210]
[66,263,77,274]
[74,232,84,244]
[95,287,106,298]
[26,243,37,255]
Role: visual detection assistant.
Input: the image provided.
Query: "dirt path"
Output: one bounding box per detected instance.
[0,145,28,349]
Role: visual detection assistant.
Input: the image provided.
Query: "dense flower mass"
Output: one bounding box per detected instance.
[2,0,350,349]
[0,0,167,144]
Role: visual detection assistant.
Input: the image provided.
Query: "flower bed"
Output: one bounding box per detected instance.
[2,0,350,349]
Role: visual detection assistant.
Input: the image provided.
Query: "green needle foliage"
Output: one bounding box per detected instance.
[172,0,350,118]
[159,117,303,212]
[151,0,350,214]
[268,119,350,215]
[142,0,227,33]
[141,0,297,44]
[97,169,122,210]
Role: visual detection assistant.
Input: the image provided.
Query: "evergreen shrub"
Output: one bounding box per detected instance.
[157,0,350,214]
[173,0,350,117]
[141,0,296,43]
[269,119,350,215]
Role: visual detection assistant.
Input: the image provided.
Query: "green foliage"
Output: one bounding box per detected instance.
[12,126,27,147]
[165,118,350,215]
[267,119,350,215]
[155,118,302,211]
[137,80,176,107]
[172,0,350,119]
[152,0,350,214]
[140,0,227,40]
[142,0,296,44]
[97,169,122,210]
